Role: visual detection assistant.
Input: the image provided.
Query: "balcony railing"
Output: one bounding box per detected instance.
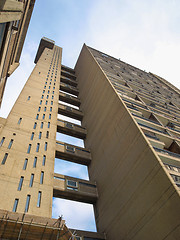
[138,122,169,135]
[132,112,161,126]
[153,147,180,159]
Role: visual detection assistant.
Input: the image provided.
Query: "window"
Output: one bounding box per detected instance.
[51,101,53,105]
[67,179,78,188]
[42,114,45,120]
[25,195,31,213]
[0,137,5,147]
[44,107,46,112]
[18,118,22,124]
[40,171,44,184]
[18,176,24,191]
[37,191,42,207]
[36,114,39,120]
[31,132,34,140]
[8,139,13,149]
[12,199,19,212]
[40,122,43,129]
[42,155,46,166]
[41,95,44,99]
[27,96,31,100]
[29,174,34,187]
[44,142,47,151]
[52,95,54,99]
[49,114,51,119]
[33,122,37,129]
[49,86,51,89]
[50,107,52,112]
[48,122,50,128]
[38,107,41,112]
[2,153,8,164]
[44,85,46,89]
[27,144,31,154]
[33,157,37,168]
[23,158,28,170]
[36,143,40,152]
[42,90,45,93]
[46,131,49,138]
[49,82,51,85]
[52,91,54,94]
[45,82,47,85]
[39,132,42,139]
[53,87,55,90]
[66,145,75,153]
[40,100,42,105]
[45,100,48,105]
[46,95,49,99]
[48,90,50,94]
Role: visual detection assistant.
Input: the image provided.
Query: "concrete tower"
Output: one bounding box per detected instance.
[0,38,179,239]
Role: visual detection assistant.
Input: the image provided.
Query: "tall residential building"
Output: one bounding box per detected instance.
[0,0,35,107]
[0,37,179,240]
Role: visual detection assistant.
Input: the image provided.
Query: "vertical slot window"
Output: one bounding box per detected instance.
[27,96,31,101]
[39,132,42,139]
[50,107,52,112]
[23,158,28,170]
[40,100,42,105]
[37,191,42,207]
[44,142,47,151]
[12,199,19,212]
[38,107,41,112]
[45,100,48,105]
[18,118,22,124]
[36,114,39,120]
[42,114,45,120]
[25,195,31,213]
[51,101,53,105]
[33,157,37,168]
[42,155,46,166]
[41,95,44,99]
[49,86,51,89]
[44,107,46,112]
[27,144,31,154]
[36,143,40,152]
[49,114,51,120]
[46,131,49,138]
[52,95,54,99]
[2,153,8,164]
[48,122,50,128]
[17,176,24,191]
[29,174,34,187]
[0,137,5,147]
[40,122,44,129]
[33,122,37,129]
[47,95,49,99]
[31,132,34,140]
[40,171,44,184]
[8,139,13,149]
[44,85,46,89]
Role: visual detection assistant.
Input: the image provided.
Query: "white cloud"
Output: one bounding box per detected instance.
[52,198,97,232]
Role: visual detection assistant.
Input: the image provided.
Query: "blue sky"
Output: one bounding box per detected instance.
[0,0,180,232]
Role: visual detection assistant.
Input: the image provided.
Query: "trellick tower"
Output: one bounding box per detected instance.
[0,37,180,240]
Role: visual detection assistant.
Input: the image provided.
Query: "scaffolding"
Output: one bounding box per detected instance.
[0,212,77,240]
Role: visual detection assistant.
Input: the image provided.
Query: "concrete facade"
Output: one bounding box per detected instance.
[0,38,179,239]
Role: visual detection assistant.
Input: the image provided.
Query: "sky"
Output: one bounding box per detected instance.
[0,0,180,233]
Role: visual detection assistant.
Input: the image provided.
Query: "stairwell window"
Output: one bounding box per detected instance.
[27,144,31,154]
[18,118,22,124]
[31,132,34,140]
[0,137,5,147]
[33,122,37,129]
[36,143,40,152]
[33,157,37,168]
[40,122,44,129]
[37,191,42,207]
[23,158,28,170]
[42,155,46,166]
[29,174,34,187]
[12,199,19,212]
[8,139,13,149]
[40,171,44,184]
[39,132,42,139]
[18,176,24,191]
[25,195,31,213]
[2,153,8,164]
[44,142,47,151]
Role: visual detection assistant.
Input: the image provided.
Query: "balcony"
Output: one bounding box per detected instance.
[59,92,81,107]
[138,122,169,136]
[55,141,91,165]
[58,103,83,121]
[132,112,162,126]
[60,83,79,96]
[60,77,77,87]
[61,65,75,75]
[154,147,180,160]
[53,173,98,204]
[61,70,76,81]
[57,119,87,139]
